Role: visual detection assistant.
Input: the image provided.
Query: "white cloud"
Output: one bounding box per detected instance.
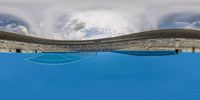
[4,24,29,35]
[48,10,145,40]
[0,0,199,40]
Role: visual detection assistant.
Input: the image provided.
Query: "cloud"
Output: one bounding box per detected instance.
[0,0,200,40]
[0,13,30,35]
[46,9,145,40]
[4,24,28,34]
[157,12,200,30]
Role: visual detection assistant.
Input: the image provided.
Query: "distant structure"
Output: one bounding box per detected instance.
[0,29,200,53]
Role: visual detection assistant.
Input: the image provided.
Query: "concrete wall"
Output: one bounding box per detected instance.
[1,29,200,53]
[1,38,200,53]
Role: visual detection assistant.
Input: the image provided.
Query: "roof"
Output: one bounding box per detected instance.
[0,29,200,45]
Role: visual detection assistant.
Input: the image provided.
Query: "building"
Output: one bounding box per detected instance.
[0,29,200,53]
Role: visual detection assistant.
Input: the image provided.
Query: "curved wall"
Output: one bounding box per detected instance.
[0,29,200,53]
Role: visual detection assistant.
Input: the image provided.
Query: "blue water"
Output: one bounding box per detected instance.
[0,52,200,100]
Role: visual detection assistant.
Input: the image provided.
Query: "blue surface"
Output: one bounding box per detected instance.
[0,52,200,100]
[26,53,95,65]
[112,50,179,56]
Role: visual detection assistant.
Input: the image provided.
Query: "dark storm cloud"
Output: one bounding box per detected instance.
[0,13,30,35]
[158,12,200,29]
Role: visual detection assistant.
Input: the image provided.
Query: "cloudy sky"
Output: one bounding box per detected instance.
[0,0,199,40]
